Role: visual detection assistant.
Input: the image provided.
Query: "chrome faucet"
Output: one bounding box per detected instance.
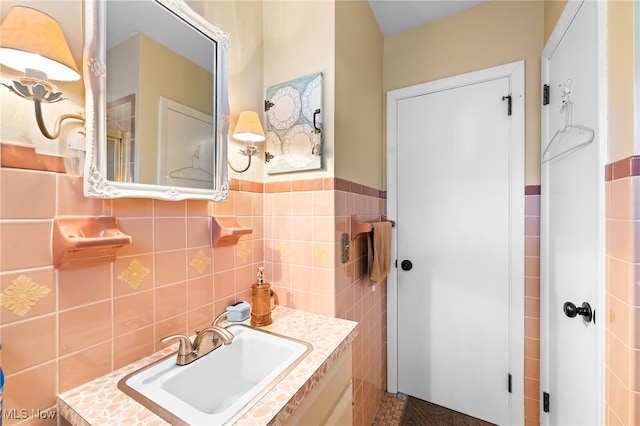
[161,325,234,366]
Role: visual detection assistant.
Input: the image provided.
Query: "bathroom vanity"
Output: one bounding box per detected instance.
[57,307,357,425]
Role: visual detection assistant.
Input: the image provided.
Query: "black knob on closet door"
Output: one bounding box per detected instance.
[563,301,593,323]
[401,260,413,271]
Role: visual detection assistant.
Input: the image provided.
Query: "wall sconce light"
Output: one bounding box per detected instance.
[0,6,84,140]
[228,111,266,173]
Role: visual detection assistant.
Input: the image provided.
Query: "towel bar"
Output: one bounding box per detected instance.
[349,215,394,240]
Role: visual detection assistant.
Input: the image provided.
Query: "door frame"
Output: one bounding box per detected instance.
[539,1,606,424]
[386,61,525,424]
[636,0,640,153]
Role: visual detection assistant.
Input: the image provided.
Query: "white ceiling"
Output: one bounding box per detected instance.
[367,0,488,36]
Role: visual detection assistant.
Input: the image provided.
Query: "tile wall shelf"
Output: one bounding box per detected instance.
[53,216,132,270]
[212,216,252,247]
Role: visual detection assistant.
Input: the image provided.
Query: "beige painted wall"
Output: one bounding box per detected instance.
[607,0,636,161]
[544,0,568,44]
[200,0,338,183]
[0,0,84,156]
[262,0,336,183]
[383,1,544,186]
[5,0,631,187]
[137,34,213,184]
[335,0,384,190]
[197,0,266,182]
[107,35,140,107]
[138,33,213,114]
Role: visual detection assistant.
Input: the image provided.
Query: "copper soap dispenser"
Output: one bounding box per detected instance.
[251,266,272,327]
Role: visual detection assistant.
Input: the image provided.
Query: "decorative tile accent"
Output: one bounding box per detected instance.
[276,243,289,261]
[260,177,385,198]
[314,245,331,266]
[525,185,541,195]
[0,274,52,317]
[117,259,151,289]
[190,250,211,274]
[605,155,640,181]
[237,244,251,263]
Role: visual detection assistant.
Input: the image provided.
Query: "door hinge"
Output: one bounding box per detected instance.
[502,95,512,116]
[508,374,512,393]
[543,84,550,105]
[543,392,550,412]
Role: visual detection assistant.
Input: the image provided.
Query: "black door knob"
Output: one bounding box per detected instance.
[401,260,413,271]
[563,301,593,323]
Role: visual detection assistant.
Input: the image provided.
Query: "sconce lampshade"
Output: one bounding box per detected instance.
[233,111,266,144]
[0,6,80,81]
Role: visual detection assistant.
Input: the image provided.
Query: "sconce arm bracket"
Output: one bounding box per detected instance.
[227,155,252,173]
[34,100,84,140]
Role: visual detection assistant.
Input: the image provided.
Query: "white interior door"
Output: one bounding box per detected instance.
[540,1,604,424]
[158,97,214,189]
[387,62,524,425]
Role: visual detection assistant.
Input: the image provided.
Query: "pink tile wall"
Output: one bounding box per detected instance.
[261,177,388,426]
[0,168,261,425]
[604,156,640,425]
[263,181,336,316]
[336,187,387,426]
[524,187,541,426]
[522,157,640,426]
[9,158,619,426]
[0,163,385,426]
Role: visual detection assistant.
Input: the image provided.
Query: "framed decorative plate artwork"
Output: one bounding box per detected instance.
[264,72,323,174]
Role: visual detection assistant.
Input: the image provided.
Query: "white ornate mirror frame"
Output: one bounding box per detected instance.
[83,0,229,201]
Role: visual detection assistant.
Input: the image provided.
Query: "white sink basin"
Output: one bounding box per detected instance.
[118,324,312,425]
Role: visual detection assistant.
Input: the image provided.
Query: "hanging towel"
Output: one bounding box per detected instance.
[370,221,392,283]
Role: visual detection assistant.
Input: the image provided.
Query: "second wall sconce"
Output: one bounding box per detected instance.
[228,111,266,173]
[0,6,84,140]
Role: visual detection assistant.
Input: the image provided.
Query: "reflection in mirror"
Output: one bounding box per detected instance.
[84,0,229,201]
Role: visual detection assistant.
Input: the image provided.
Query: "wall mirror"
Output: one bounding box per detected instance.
[83,0,229,201]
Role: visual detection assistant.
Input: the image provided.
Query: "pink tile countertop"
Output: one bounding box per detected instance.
[57,306,358,425]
